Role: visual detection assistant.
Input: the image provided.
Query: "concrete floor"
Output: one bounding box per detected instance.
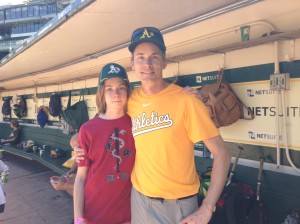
[0,153,73,224]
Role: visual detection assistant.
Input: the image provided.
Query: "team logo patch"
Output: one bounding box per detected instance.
[108,65,121,74]
[140,28,154,39]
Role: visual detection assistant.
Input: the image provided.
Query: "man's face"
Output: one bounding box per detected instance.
[131,42,167,83]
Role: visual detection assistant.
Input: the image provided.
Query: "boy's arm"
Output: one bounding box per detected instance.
[1,132,17,143]
[74,166,88,223]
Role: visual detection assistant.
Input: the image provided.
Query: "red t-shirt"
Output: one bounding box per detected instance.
[78,114,136,224]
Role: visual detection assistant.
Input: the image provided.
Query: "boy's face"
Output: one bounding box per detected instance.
[103,77,128,112]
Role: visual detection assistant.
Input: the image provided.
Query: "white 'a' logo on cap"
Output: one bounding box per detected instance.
[108,65,120,74]
[140,28,154,39]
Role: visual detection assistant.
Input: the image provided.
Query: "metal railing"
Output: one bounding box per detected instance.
[0,39,26,51]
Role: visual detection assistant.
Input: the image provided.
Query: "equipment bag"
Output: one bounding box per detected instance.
[13,97,27,118]
[2,98,11,116]
[244,158,267,224]
[19,97,27,117]
[37,106,49,128]
[198,69,254,128]
[282,208,300,224]
[49,93,62,117]
[210,183,249,224]
[61,119,74,135]
[199,167,212,204]
[24,140,35,152]
[13,104,22,118]
[60,91,89,131]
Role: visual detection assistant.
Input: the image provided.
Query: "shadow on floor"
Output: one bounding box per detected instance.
[0,153,73,224]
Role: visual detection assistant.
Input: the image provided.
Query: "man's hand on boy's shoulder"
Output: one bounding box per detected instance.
[73,146,85,163]
[182,86,204,101]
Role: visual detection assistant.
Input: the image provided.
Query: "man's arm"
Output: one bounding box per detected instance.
[74,146,85,163]
[179,135,231,224]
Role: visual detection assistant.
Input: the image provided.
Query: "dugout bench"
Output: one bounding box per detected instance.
[0,122,72,175]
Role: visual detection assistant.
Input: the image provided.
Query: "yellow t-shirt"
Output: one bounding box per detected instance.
[128,84,219,199]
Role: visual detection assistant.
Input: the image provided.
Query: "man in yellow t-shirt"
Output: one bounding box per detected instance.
[128,27,231,224]
[75,27,231,224]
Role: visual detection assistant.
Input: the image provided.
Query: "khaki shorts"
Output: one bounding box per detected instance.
[131,187,198,224]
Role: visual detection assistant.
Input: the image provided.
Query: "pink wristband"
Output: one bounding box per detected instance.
[74,217,86,224]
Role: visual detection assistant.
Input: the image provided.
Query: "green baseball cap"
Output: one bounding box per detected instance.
[99,63,128,85]
[128,27,166,54]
